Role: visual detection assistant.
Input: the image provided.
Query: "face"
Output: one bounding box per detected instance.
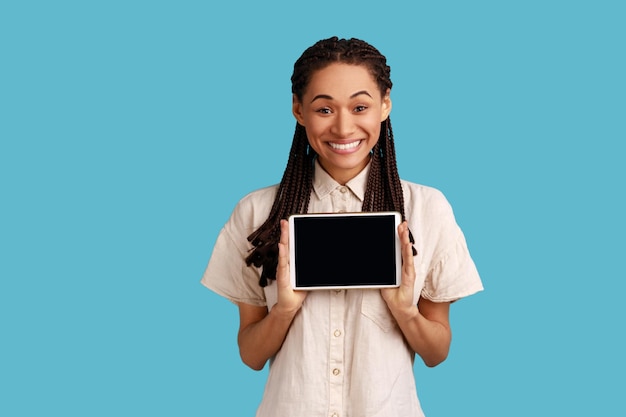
[292,63,392,185]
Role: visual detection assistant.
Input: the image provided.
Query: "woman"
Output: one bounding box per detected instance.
[202,36,483,417]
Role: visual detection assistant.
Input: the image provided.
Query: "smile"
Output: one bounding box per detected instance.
[329,140,361,151]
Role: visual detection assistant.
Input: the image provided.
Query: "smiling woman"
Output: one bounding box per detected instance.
[292,63,391,185]
[200,36,483,417]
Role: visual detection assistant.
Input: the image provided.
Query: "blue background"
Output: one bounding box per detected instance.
[1,0,624,415]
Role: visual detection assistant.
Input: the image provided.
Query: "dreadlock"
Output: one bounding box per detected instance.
[246,36,416,287]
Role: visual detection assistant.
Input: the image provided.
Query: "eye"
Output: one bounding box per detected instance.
[354,105,368,113]
[316,107,332,115]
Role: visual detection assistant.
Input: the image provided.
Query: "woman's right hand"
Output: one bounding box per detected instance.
[237,219,306,370]
[274,219,307,316]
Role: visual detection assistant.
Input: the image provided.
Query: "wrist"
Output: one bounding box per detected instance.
[270,303,300,322]
[389,303,420,324]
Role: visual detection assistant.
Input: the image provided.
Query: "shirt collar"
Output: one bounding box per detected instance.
[312,158,371,202]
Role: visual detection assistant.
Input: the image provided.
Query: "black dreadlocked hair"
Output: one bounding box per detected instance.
[246,37,416,287]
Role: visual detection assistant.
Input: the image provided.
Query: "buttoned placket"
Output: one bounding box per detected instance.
[332,186,350,213]
[327,185,351,417]
[328,288,345,416]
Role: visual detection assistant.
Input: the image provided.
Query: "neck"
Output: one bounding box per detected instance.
[318,156,371,186]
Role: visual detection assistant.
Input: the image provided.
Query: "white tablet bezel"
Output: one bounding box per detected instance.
[288,211,402,290]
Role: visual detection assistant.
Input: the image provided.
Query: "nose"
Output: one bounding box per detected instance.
[330,110,355,138]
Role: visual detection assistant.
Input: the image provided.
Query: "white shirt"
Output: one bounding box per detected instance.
[202,161,483,417]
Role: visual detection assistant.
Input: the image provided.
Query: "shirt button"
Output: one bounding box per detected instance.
[332,368,341,376]
[334,329,342,337]
[339,186,348,193]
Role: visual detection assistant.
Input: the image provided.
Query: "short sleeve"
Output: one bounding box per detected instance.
[201,224,266,306]
[421,229,483,302]
[403,182,483,303]
[200,187,278,307]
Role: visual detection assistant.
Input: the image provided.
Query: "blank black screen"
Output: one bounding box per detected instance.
[292,214,397,287]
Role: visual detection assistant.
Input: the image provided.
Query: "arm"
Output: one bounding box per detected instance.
[236,219,307,370]
[381,222,452,367]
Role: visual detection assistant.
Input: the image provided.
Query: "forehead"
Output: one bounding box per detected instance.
[304,63,379,98]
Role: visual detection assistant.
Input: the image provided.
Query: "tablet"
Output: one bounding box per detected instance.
[288,212,402,290]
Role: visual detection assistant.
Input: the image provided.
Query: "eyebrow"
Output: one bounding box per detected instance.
[310,90,373,103]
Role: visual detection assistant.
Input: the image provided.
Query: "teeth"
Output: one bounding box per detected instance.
[330,141,360,150]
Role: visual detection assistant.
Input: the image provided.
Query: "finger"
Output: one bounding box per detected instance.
[398,221,411,245]
[279,219,289,246]
[399,222,415,275]
[276,219,291,286]
[278,220,289,266]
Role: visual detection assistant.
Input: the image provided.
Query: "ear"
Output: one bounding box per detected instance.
[381,89,392,121]
[292,94,305,126]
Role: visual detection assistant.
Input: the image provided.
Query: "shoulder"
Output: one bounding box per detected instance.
[236,184,279,211]
[400,179,461,251]
[400,179,453,218]
[227,184,279,233]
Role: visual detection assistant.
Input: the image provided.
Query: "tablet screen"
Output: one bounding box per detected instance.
[289,212,401,290]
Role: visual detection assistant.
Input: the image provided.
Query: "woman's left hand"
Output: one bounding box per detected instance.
[381,221,452,367]
[381,221,418,320]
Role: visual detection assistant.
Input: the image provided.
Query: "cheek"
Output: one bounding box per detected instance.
[303,126,323,151]
[303,120,328,140]
[365,117,382,137]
